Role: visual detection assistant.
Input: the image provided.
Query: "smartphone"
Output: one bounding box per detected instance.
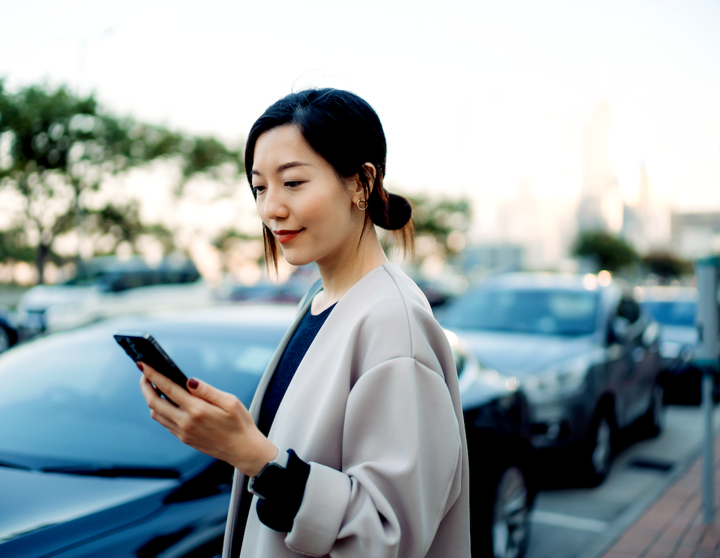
[114,330,189,401]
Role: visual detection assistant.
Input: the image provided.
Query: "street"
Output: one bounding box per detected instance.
[526,405,720,558]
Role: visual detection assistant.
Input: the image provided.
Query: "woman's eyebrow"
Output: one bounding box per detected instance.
[251,162,310,176]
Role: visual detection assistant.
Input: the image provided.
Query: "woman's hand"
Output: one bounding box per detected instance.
[138,363,278,477]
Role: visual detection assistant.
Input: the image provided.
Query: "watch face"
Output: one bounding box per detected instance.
[249,463,286,500]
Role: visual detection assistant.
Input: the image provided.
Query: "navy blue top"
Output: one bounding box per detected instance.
[258,302,336,437]
[230,301,336,540]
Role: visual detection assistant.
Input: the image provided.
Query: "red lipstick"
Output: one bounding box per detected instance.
[274,229,304,244]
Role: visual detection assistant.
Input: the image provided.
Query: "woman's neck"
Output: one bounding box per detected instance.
[311,228,388,314]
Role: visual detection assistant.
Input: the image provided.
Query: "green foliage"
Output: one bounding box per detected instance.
[0,80,241,283]
[571,230,638,272]
[642,251,693,279]
[406,194,472,256]
[0,228,35,262]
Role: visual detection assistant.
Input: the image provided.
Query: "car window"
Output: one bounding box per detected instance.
[0,323,284,471]
[441,289,599,335]
[641,301,696,327]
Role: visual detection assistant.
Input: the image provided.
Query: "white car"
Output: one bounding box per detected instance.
[16,256,213,335]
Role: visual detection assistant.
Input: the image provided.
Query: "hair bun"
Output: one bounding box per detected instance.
[372,192,412,231]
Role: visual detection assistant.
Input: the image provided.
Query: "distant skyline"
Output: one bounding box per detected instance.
[2,0,719,221]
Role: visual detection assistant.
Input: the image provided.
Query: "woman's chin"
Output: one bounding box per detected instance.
[280,250,315,268]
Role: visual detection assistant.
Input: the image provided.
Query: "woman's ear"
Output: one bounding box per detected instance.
[350,163,377,206]
[362,163,377,194]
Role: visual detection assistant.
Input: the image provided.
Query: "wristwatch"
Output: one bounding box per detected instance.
[247,450,290,500]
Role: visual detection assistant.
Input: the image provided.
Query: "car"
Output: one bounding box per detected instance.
[639,286,719,404]
[439,272,664,486]
[0,305,19,353]
[447,330,536,558]
[0,305,295,558]
[0,303,535,558]
[15,255,211,336]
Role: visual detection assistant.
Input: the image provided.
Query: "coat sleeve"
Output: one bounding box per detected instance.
[284,357,463,558]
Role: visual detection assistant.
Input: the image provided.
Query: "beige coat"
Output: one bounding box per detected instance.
[222,263,471,558]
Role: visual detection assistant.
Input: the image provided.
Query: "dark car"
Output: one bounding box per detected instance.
[0,305,534,558]
[448,330,536,558]
[0,305,19,353]
[0,305,294,558]
[439,272,664,485]
[639,286,719,404]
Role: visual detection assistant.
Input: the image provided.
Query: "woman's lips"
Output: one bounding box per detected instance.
[274,229,304,244]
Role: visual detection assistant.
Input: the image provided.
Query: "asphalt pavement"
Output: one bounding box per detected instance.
[525,405,720,558]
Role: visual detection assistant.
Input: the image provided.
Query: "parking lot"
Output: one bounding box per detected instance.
[526,404,719,558]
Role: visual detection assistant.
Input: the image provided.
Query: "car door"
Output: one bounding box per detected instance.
[605,300,632,428]
[616,296,652,424]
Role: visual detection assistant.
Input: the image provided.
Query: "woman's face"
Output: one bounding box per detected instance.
[250,124,365,268]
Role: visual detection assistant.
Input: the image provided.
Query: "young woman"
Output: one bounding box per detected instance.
[139,88,471,557]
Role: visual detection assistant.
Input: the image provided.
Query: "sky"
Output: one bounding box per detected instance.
[2,0,719,228]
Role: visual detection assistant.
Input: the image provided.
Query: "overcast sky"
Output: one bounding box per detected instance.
[2,0,719,217]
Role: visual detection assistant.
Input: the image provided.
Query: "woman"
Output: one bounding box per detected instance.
[139,88,471,557]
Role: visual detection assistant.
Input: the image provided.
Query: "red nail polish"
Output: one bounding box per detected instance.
[136,362,144,372]
[188,378,199,389]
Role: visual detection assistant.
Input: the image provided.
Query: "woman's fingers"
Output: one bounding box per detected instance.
[138,362,192,408]
[139,374,184,425]
[186,376,242,413]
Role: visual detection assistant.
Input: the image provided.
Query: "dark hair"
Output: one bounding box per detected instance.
[245,88,414,273]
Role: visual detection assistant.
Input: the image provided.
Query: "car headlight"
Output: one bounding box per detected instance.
[522,355,590,401]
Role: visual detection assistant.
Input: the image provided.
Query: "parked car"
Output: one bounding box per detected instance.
[439,272,663,485]
[0,305,19,353]
[0,305,534,558]
[448,330,536,558]
[15,255,210,336]
[639,286,718,404]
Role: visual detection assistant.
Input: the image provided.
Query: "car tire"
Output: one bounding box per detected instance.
[472,463,532,558]
[0,327,10,353]
[581,409,614,487]
[638,383,665,438]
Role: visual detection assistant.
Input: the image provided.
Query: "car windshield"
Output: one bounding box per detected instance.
[441,288,599,335]
[641,301,696,327]
[0,321,284,472]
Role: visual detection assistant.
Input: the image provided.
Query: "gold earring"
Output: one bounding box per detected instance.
[356,199,368,210]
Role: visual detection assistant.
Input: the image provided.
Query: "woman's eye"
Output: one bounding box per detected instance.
[285,181,303,188]
[252,185,266,195]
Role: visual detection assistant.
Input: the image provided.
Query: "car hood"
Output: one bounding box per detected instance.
[451,329,597,377]
[17,285,95,311]
[0,465,176,549]
[659,325,698,347]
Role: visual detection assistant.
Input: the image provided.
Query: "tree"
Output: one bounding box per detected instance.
[0,81,243,283]
[642,251,693,280]
[571,230,638,272]
[406,194,472,258]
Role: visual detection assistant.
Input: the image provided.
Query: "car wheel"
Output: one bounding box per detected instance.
[582,410,613,486]
[472,463,531,558]
[0,327,10,353]
[639,383,665,438]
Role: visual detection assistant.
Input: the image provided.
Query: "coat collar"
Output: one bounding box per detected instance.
[248,278,323,422]
[248,263,398,423]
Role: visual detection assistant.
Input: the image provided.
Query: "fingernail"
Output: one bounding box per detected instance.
[136,362,144,372]
[188,378,199,389]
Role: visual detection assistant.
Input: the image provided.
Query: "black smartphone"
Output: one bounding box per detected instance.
[114,330,189,401]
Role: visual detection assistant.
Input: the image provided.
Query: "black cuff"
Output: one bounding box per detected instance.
[254,449,311,532]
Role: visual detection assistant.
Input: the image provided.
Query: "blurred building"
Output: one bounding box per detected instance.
[670,212,720,258]
[577,101,624,234]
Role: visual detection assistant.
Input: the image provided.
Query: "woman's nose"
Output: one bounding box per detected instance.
[261,184,289,221]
